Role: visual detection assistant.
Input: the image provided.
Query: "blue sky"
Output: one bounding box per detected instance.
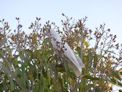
[0,0,122,42]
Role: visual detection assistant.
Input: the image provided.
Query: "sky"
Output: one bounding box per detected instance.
[0,0,122,91]
[0,0,122,43]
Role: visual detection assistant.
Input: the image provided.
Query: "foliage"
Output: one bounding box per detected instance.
[0,14,122,92]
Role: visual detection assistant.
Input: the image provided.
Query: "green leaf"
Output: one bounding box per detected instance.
[110,78,122,87]
[112,70,121,80]
[83,75,99,80]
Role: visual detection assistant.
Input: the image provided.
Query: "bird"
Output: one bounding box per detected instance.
[48,26,85,77]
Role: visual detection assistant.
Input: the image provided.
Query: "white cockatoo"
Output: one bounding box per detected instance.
[49,26,85,77]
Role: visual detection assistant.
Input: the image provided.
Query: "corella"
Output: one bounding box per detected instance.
[49,27,84,77]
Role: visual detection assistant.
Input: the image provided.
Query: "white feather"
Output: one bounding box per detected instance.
[49,28,84,77]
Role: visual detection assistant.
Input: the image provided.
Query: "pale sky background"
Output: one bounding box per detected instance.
[0,0,122,91]
[0,0,122,43]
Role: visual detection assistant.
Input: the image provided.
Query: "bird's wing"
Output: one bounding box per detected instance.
[63,43,84,76]
[75,54,85,68]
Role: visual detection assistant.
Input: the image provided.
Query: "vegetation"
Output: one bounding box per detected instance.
[0,14,122,92]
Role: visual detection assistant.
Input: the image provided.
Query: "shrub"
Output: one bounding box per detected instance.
[0,14,121,92]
